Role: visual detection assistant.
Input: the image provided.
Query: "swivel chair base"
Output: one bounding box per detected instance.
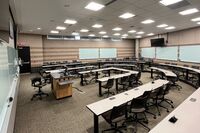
[31,89,49,100]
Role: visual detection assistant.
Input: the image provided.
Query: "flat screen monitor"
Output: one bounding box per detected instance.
[151,38,165,47]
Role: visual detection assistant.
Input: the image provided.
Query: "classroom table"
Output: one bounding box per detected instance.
[150,67,177,79]
[157,63,200,88]
[149,87,200,133]
[87,79,169,133]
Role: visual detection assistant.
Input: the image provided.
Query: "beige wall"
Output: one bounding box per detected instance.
[18,34,43,67]
[140,27,200,48]
[18,34,135,67]
[139,27,200,66]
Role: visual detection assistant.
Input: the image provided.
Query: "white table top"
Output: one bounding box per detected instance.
[97,73,131,82]
[45,66,95,73]
[149,87,200,133]
[150,67,177,77]
[87,79,169,116]
[103,64,136,67]
[159,63,200,73]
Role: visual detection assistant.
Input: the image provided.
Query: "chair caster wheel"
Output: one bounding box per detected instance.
[153,116,156,119]
[158,113,161,116]
[143,120,148,124]
[171,106,174,108]
[167,110,169,113]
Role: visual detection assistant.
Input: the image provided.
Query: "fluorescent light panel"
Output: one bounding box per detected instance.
[135,35,142,38]
[128,30,136,33]
[92,24,103,28]
[99,31,106,34]
[159,0,183,6]
[56,26,66,30]
[37,28,41,30]
[113,33,120,36]
[64,19,77,24]
[72,32,79,35]
[80,29,89,32]
[85,2,105,11]
[179,8,199,15]
[88,34,95,37]
[122,34,128,37]
[165,26,176,30]
[141,19,155,24]
[112,27,122,31]
[197,22,200,25]
[119,12,135,19]
[50,30,59,34]
[102,35,109,38]
[136,31,145,34]
[147,33,154,36]
[157,24,168,28]
[191,17,200,22]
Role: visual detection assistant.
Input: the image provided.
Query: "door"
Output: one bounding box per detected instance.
[18,46,31,73]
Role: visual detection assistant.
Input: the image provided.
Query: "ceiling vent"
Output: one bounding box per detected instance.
[167,0,191,10]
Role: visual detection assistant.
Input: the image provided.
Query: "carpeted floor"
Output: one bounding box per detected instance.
[14,72,196,133]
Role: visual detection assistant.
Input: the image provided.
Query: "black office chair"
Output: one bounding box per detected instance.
[128,91,150,131]
[102,70,109,77]
[31,77,48,100]
[169,73,182,91]
[189,66,199,85]
[118,76,129,91]
[40,70,51,84]
[102,79,114,97]
[101,104,127,133]
[128,74,137,87]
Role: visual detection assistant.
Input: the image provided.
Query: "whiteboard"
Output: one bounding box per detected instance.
[100,48,117,58]
[79,48,99,59]
[156,46,178,60]
[180,45,200,63]
[141,47,155,58]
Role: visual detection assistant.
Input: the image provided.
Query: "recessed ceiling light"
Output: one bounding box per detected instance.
[135,35,142,38]
[50,30,59,34]
[128,30,136,33]
[119,12,135,19]
[165,26,176,30]
[179,8,199,15]
[37,28,41,30]
[99,31,107,34]
[92,24,103,28]
[121,36,127,39]
[102,35,109,38]
[113,33,121,36]
[85,2,105,11]
[112,27,122,31]
[147,33,155,36]
[141,19,155,24]
[136,31,145,34]
[80,29,89,32]
[88,34,95,37]
[64,19,77,24]
[197,22,200,25]
[159,0,183,6]
[72,32,79,35]
[122,34,128,37]
[157,24,168,28]
[56,26,66,30]
[191,17,200,22]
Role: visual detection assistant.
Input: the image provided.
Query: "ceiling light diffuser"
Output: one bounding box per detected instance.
[136,31,145,34]
[113,33,120,36]
[99,31,106,34]
[56,26,66,30]
[147,33,155,36]
[165,26,176,30]
[119,12,135,19]
[179,8,199,15]
[112,27,122,31]
[85,2,105,11]
[197,22,200,25]
[157,24,168,28]
[88,34,95,37]
[122,34,128,37]
[64,19,77,24]
[102,35,109,38]
[92,24,103,28]
[50,30,59,34]
[128,30,136,33]
[72,32,79,35]
[80,29,89,32]
[135,35,142,38]
[159,0,183,6]
[191,17,200,22]
[141,19,155,24]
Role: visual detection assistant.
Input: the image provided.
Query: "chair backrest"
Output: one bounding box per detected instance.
[129,74,137,81]
[191,65,199,69]
[31,77,42,87]
[183,64,189,67]
[130,91,150,109]
[106,79,114,88]
[136,71,141,80]
[110,103,127,123]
